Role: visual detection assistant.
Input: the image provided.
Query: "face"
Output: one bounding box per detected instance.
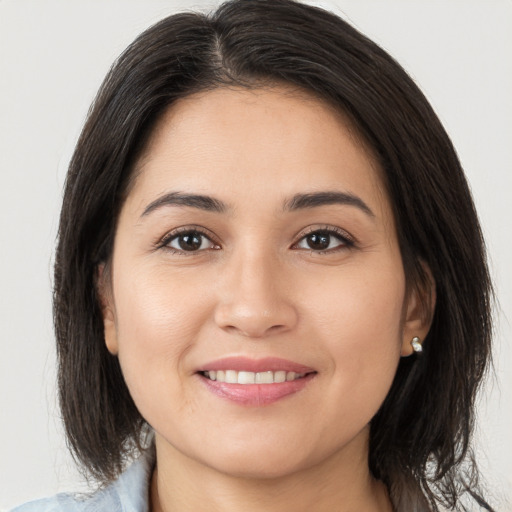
[101,86,429,479]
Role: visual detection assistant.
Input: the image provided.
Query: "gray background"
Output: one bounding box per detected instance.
[1,1,510,509]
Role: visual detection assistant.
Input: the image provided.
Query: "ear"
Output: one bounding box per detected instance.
[400,263,436,357]
[96,263,119,356]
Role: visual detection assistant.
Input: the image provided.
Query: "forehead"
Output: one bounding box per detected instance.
[128,86,388,215]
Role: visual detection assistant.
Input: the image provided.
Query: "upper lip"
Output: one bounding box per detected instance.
[197,356,315,374]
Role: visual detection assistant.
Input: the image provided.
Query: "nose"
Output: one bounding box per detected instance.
[214,251,298,339]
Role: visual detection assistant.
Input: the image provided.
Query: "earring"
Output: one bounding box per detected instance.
[411,336,423,353]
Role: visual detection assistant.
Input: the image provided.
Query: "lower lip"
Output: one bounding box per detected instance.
[199,373,315,406]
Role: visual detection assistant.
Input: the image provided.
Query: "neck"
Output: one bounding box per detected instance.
[150,430,393,512]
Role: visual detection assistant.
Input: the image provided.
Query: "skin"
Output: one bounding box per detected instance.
[100,86,432,512]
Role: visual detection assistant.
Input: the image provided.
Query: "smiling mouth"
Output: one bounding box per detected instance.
[200,370,312,384]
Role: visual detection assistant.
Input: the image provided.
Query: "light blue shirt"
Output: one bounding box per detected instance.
[10,448,154,512]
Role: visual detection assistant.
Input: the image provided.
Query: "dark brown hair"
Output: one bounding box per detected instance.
[54,1,493,510]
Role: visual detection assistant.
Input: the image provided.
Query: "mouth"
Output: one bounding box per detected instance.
[200,370,310,384]
[196,357,317,406]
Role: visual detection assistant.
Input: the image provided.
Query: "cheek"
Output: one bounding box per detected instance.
[111,265,214,413]
[307,257,405,340]
[307,260,405,409]
[114,264,210,346]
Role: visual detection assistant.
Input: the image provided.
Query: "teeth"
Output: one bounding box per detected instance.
[203,370,306,384]
[238,371,255,384]
[225,370,237,384]
[255,371,274,384]
[274,370,286,383]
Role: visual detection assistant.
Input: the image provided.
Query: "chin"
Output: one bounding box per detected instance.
[186,433,336,481]
[203,453,311,480]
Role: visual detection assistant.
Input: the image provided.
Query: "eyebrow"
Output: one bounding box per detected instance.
[141,192,227,217]
[141,190,374,218]
[284,191,374,217]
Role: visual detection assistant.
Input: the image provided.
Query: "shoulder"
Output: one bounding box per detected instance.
[8,489,122,512]
[9,446,155,512]
[8,493,87,512]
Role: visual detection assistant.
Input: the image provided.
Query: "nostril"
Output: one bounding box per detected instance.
[214,296,299,338]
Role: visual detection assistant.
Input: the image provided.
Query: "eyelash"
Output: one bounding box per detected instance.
[156,225,355,256]
[156,226,220,255]
[291,226,355,254]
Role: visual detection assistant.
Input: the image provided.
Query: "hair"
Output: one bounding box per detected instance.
[53,1,493,510]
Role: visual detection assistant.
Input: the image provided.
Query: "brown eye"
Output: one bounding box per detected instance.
[306,232,331,250]
[295,230,348,252]
[167,231,213,252]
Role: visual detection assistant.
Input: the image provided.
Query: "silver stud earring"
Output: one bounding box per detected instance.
[411,336,423,353]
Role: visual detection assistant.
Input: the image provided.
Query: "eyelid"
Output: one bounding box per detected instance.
[153,224,355,254]
[291,225,356,251]
[156,225,221,251]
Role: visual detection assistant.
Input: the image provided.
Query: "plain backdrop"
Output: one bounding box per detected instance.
[0,1,511,510]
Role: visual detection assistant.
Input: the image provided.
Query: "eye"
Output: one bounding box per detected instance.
[165,230,217,252]
[294,229,352,252]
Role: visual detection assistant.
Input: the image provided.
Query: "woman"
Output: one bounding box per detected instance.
[10,0,496,510]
